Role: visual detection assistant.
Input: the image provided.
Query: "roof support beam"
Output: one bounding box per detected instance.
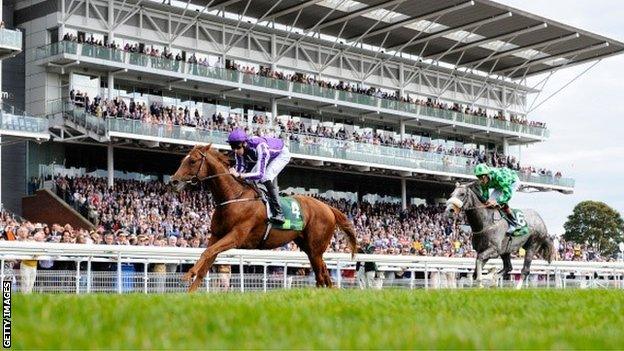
[387,12,512,52]
[207,0,244,12]
[265,0,324,20]
[495,42,609,74]
[345,0,474,42]
[305,0,406,31]
[424,22,547,59]
[521,48,624,78]
[459,32,580,68]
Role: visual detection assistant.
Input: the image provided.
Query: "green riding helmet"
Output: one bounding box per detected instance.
[474,164,491,177]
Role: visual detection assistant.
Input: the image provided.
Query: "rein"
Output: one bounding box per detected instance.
[185,150,260,207]
[451,185,499,233]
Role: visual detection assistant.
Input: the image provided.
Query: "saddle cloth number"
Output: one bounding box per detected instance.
[291,201,301,219]
[515,211,527,227]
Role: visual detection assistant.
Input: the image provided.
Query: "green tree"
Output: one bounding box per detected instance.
[563,201,624,256]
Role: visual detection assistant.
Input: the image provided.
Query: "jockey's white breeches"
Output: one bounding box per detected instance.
[489,180,518,204]
[252,147,291,182]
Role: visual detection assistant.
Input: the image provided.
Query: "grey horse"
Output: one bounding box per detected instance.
[445,182,555,288]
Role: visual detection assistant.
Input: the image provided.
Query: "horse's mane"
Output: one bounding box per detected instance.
[208,147,231,167]
[197,144,230,168]
[462,181,487,203]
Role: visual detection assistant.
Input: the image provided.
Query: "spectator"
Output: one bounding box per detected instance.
[18,227,40,293]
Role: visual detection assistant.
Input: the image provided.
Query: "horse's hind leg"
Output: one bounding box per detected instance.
[498,253,512,280]
[308,255,332,287]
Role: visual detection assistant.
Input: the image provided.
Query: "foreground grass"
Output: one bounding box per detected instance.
[12,289,624,349]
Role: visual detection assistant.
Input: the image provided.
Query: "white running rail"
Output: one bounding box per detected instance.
[2,241,623,293]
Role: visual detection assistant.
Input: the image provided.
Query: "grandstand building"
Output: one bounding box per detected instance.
[1,0,624,215]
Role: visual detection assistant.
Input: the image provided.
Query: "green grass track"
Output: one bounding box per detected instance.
[12,289,624,349]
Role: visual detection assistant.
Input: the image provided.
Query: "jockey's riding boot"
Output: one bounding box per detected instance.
[262,180,285,225]
[502,204,517,235]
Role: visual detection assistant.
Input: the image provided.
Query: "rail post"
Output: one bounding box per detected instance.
[283,262,288,289]
[336,262,342,289]
[75,260,81,294]
[117,253,122,294]
[143,261,148,294]
[263,264,268,292]
[206,270,211,293]
[86,258,92,293]
[239,255,245,293]
[424,262,429,290]
[409,268,415,289]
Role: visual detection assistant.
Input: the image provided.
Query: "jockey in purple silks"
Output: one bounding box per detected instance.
[227,128,291,224]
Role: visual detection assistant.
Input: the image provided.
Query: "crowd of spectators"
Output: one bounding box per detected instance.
[67,93,563,179]
[1,175,607,263]
[60,34,545,129]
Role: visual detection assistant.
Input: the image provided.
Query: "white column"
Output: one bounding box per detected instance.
[399,119,406,142]
[270,34,277,71]
[270,98,277,127]
[108,0,115,43]
[108,73,114,100]
[399,62,405,98]
[107,144,114,188]
[502,138,509,155]
[401,178,407,210]
[69,70,75,92]
[501,86,507,116]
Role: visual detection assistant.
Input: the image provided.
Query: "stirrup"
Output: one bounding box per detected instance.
[270,214,285,224]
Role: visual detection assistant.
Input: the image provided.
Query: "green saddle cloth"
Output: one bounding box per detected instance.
[272,197,305,231]
[502,208,529,237]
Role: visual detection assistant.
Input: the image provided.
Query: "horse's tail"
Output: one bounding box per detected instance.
[330,206,358,259]
[539,235,556,264]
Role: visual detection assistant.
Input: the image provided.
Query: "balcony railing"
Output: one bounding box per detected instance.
[35,41,549,139]
[0,28,22,51]
[104,117,572,188]
[0,104,49,135]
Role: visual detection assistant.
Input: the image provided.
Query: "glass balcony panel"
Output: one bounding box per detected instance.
[0,28,22,50]
[100,114,574,188]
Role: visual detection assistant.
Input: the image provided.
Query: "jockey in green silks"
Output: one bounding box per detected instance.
[474,164,520,234]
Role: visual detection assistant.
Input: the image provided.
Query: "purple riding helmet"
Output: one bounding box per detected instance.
[227,128,248,144]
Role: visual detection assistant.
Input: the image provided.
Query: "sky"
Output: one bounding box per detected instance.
[495,0,624,234]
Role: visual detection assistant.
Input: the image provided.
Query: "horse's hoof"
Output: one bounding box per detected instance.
[182,270,196,283]
[188,278,202,293]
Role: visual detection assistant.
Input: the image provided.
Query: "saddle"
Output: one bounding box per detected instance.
[253,183,305,231]
[498,208,529,237]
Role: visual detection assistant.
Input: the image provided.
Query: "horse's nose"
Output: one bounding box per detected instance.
[170,179,179,186]
[446,206,455,217]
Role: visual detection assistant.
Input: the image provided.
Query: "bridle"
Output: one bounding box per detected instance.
[184,150,259,207]
[449,185,491,212]
[187,150,229,185]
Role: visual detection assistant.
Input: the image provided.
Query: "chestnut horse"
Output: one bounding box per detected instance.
[170,144,358,292]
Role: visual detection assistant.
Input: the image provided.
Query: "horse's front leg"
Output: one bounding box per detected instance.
[475,247,498,288]
[516,247,535,290]
[184,231,240,292]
